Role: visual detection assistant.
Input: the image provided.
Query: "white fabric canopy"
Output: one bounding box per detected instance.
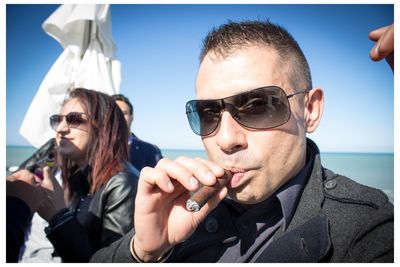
[19,4,121,148]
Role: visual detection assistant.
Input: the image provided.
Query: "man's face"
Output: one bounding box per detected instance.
[196,46,308,204]
[116,100,133,131]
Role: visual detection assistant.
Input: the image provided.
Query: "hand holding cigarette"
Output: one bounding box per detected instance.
[133,157,229,262]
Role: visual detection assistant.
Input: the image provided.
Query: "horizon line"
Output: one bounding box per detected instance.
[5,144,394,155]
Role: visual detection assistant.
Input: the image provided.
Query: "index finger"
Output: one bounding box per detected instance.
[139,158,200,195]
[369,25,390,41]
[174,156,225,187]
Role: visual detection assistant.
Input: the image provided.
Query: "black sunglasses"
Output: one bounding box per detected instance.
[49,112,87,130]
[185,86,310,136]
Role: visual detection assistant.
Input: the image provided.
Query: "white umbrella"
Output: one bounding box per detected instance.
[19,4,121,148]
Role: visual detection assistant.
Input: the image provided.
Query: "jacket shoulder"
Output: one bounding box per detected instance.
[320,168,393,262]
[322,168,391,208]
[101,162,139,196]
[131,137,161,153]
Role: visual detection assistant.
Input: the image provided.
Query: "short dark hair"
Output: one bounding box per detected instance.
[200,20,312,90]
[112,94,134,115]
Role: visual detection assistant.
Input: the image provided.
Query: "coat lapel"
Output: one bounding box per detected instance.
[256,140,332,262]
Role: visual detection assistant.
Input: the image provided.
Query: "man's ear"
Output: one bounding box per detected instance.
[304,87,324,133]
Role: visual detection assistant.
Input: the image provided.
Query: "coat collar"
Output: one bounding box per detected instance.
[286,138,328,229]
[257,138,332,262]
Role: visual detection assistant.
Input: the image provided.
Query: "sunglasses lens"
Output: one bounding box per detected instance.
[235,87,290,129]
[49,115,62,130]
[66,112,84,128]
[185,86,291,136]
[186,100,221,136]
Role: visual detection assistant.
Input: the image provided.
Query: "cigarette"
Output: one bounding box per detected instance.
[186,170,232,212]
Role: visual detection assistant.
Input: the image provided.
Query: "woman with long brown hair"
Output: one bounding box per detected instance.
[36,88,139,262]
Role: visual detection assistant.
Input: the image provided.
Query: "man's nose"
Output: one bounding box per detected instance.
[215,111,248,154]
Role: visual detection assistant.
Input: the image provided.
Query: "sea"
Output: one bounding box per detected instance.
[6,146,394,203]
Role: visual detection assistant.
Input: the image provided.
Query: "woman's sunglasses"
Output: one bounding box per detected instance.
[49,112,87,130]
[185,86,310,137]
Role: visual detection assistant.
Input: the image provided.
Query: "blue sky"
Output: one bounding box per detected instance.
[6,4,394,152]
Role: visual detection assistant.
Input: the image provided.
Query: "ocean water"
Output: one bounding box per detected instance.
[6,146,394,203]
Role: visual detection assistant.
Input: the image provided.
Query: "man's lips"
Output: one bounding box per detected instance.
[224,167,249,189]
[230,172,246,188]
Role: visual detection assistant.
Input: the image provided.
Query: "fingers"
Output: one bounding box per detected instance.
[369,24,394,62]
[7,170,37,185]
[192,186,228,223]
[140,157,201,193]
[194,157,226,180]
[174,156,226,187]
[369,25,390,41]
[139,157,225,194]
[140,165,176,194]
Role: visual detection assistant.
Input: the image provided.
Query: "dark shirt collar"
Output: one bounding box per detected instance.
[275,144,314,229]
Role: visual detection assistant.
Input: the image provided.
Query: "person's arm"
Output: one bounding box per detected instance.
[91,229,137,262]
[6,170,46,262]
[6,196,32,262]
[44,208,95,262]
[35,167,95,262]
[100,170,138,247]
